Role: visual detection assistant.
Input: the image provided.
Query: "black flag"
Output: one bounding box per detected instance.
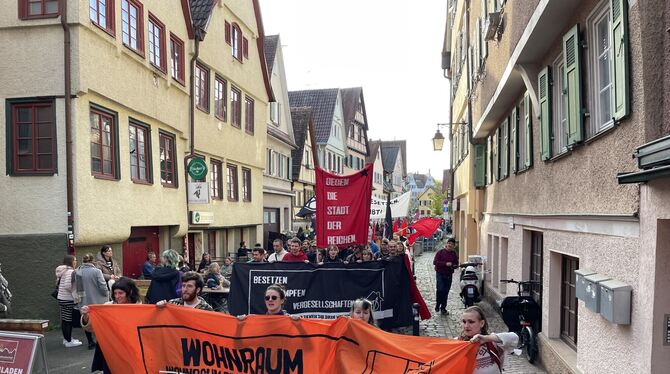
[384,193,393,239]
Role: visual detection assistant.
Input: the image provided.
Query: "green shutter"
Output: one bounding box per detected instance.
[510,107,518,174]
[610,0,630,120]
[524,93,533,167]
[563,24,583,146]
[502,119,509,179]
[538,66,552,160]
[495,128,500,181]
[475,144,486,187]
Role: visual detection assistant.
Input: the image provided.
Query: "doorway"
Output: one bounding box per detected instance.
[122,226,159,278]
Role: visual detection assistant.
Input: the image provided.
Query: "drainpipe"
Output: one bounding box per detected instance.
[184,37,201,237]
[465,0,474,146]
[60,0,75,255]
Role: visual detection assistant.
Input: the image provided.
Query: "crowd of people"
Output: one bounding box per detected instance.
[54,235,513,374]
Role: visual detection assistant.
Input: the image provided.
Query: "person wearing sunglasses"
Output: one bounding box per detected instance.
[458,306,518,374]
[237,284,299,320]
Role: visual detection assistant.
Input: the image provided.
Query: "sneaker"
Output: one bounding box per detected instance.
[440,309,449,315]
[64,340,83,348]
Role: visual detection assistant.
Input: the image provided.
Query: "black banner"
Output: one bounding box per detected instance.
[228,258,412,328]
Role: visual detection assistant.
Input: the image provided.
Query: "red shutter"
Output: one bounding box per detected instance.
[243,37,249,59]
[225,21,231,45]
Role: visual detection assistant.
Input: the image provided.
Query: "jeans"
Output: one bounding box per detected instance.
[436,272,453,310]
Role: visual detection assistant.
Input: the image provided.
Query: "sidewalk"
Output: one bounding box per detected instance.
[411,248,546,374]
[45,326,94,373]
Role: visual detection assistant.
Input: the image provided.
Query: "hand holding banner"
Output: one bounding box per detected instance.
[88,304,477,373]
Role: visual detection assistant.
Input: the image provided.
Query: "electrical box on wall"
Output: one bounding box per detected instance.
[583,273,612,313]
[575,269,597,301]
[599,280,632,325]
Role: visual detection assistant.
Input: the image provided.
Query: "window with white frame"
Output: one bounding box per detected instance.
[552,54,568,155]
[587,2,614,136]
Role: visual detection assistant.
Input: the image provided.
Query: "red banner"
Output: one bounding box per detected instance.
[316,164,373,248]
[88,304,477,373]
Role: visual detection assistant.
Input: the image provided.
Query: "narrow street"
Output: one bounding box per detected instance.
[411,248,546,374]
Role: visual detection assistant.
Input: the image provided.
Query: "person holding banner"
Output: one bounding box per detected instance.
[156,271,214,311]
[350,298,376,326]
[237,284,300,320]
[267,239,288,263]
[459,306,518,374]
[282,238,309,263]
[248,247,266,263]
[321,244,343,263]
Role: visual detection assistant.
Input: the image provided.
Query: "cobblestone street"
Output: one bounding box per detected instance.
[411,248,546,374]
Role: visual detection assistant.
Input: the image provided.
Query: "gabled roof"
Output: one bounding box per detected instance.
[288,89,339,144]
[264,34,279,75]
[413,174,428,189]
[290,107,314,180]
[367,140,381,164]
[381,146,399,174]
[340,87,368,130]
[381,140,407,177]
[418,186,439,200]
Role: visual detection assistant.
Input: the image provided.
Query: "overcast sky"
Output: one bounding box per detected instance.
[259,0,452,179]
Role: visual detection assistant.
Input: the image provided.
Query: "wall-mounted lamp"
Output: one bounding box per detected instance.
[432,122,469,151]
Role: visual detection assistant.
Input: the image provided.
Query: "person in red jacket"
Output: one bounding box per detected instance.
[282,238,309,263]
[433,238,459,314]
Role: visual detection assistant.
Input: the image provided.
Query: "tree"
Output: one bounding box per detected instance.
[430,182,446,216]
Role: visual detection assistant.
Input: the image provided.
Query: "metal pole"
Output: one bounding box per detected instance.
[412,303,420,336]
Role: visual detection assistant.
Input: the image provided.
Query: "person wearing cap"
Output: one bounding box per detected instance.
[433,238,459,314]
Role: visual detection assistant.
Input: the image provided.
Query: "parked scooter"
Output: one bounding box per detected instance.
[458,262,482,307]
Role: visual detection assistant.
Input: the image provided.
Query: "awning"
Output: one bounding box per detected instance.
[617,165,670,184]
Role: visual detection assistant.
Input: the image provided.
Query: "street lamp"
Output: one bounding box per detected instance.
[432,122,469,151]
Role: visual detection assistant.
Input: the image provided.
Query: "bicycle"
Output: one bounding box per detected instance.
[499,279,540,364]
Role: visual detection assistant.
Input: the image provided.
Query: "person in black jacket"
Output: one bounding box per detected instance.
[321,245,343,264]
[146,249,181,304]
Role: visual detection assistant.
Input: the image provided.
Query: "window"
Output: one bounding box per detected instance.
[561,254,579,349]
[270,102,280,125]
[552,55,568,155]
[170,34,185,84]
[231,86,242,128]
[90,107,117,178]
[159,132,176,187]
[148,14,166,72]
[8,100,56,175]
[226,164,238,201]
[214,76,227,120]
[210,159,222,200]
[20,0,59,19]
[530,231,543,329]
[129,122,151,183]
[121,0,143,54]
[276,154,284,178]
[242,167,251,202]
[244,96,254,134]
[231,24,242,61]
[588,4,614,135]
[88,0,114,33]
[195,63,209,112]
[266,148,274,175]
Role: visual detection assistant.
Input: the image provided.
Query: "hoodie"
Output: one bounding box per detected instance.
[145,266,180,304]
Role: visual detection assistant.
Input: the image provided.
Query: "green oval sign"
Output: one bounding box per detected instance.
[188,158,208,180]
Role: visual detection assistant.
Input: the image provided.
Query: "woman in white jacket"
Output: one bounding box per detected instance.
[55,255,81,348]
[459,306,519,374]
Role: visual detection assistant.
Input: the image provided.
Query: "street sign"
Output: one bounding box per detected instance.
[187,158,208,180]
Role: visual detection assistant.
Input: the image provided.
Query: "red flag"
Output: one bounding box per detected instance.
[403,253,431,320]
[401,218,408,234]
[408,217,442,245]
[392,220,398,234]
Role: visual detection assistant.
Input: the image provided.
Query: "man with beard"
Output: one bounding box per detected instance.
[282,238,309,263]
[156,271,213,311]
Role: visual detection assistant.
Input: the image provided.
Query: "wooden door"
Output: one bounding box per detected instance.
[122,226,159,279]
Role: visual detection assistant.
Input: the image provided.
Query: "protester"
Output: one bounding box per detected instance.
[283,238,309,262]
[433,238,459,314]
[205,262,231,289]
[197,253,212,273]
[237,241,248,262]
[315,249,327,263]
[221,257,233,279]
[321,244,342,263]
[350,297,376,326]
[237,284,299,320]
[346,245,365,263]
[267,239,288,262]
[55,255,82,347]
[178,255,191,273]
[338,245,353,261]
[360,249,374,262]
[388,240,401,257]
[459,306,518,374]
[142,252,156,279]
[75,253,108,349]
[248,247,266,263]
[157,271,214,311]
[304,240,317,263]
[94,245,121,290]
[378,238,390,259]
[145,249,181,304]
[81,277,141,374]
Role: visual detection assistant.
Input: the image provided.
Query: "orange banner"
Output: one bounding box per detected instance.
[89,304,477,373]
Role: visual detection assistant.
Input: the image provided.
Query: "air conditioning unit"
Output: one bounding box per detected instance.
[484,12,501,41]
